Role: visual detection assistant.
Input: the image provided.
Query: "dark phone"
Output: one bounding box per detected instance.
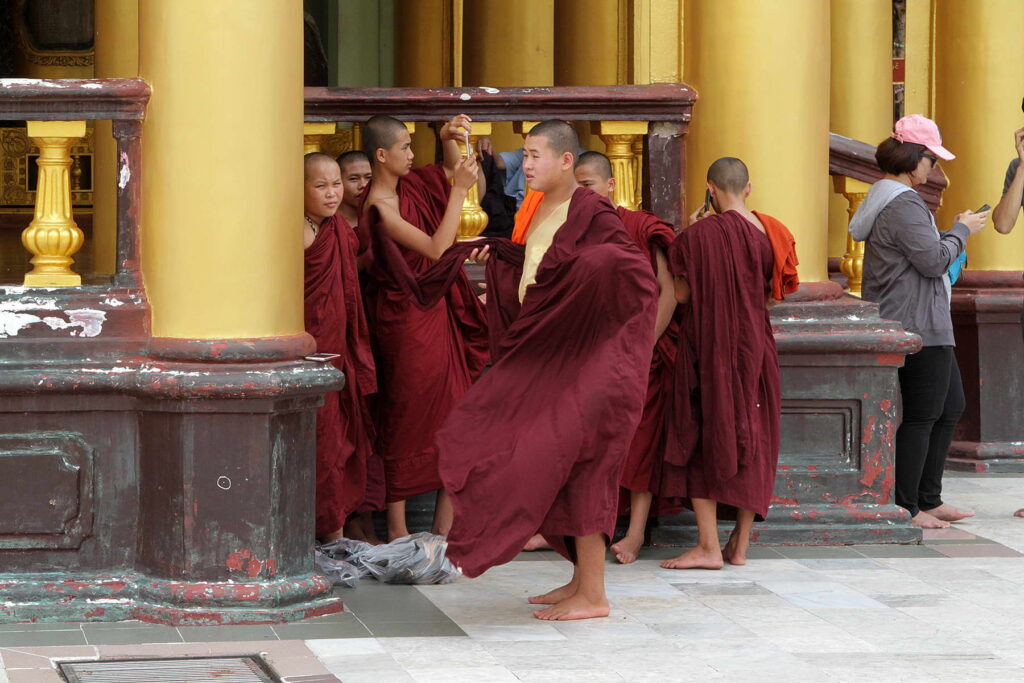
[703,189,712,214]
[975,204,990,213]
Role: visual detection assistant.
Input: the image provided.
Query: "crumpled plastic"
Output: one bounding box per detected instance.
[313,532,460,587]
[314,538,372,588]
[357,532,460,585]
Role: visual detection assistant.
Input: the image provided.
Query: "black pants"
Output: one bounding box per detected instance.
[894,346,966,516]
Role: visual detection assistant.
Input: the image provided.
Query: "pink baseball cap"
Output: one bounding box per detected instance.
[892,114,955,160]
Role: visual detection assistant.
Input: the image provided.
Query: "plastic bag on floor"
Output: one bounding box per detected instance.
[357,532,460,585]
[314,538,373,588]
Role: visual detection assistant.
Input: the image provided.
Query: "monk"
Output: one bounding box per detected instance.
[303,153,378,542]
[660,157,796,570]
[361,114,489,541]
[402,120,657,620]
[322,149,383,544]
[573,151,679,564]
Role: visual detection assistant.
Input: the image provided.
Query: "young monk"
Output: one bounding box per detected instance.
[361,114,489,541]
[573,151,679,564]
[322,149,383,544]
[660,157,796,570]
[303,153,378,542]
[400,120,658,619]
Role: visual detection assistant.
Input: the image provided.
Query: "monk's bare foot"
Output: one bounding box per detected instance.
[523,534,551,551]
[660,545,724,570]
[533,594,609,621]
[911,511,950,529]
[923,503,975,523]
[528,580,578,605]
[320,527,346,544]
[610,534,644,564]
[722,533,748,566]
[1015,508,1024,518]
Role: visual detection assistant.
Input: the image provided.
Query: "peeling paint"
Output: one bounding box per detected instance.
[459,93,471,101]
[118,152,131,189]
[41,309,106,337]
[480,86,500,94]
[0,311,42,337]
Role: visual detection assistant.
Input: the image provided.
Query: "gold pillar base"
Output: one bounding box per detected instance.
[592,121,646,211]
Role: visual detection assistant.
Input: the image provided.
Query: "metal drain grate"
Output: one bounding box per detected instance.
[59,655,282,683]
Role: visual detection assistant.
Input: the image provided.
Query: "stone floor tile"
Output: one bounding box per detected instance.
[934,543,1024,558]
[460,624,566,642]
[176,625,279,642]
[0,631,86,648]
[406,665,519,682]
[82,625,182,645]
[272,619,372,641]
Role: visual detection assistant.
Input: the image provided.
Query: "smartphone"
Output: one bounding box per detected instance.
[305,352,340,363]
[703,189,712,214]
[975,203,990,213]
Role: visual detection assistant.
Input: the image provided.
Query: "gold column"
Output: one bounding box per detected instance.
[632,137,644,210]
[904,0,935,118]
[140,0,304,339]
[592,121,646,211]
[304,122,336,154]
[458,121,490,240]
[464,0,553,153]
[22,121,87,287]
[833,177,871,297]
[829,0,893,263]
[394,0,458,164]
[684,0,830,283]
[93,0,139,275]
[934,0,1024,272]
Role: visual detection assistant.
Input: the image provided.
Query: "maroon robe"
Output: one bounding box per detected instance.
[663,210,781,520]
[304,214,377,537]
[400,188,658,577]
[362,164,489,503]
[616,207,679,498]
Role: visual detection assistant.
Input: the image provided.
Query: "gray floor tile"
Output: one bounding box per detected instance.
[0,622,82,632]
[177,625,279,642]
[850,544,945,558]
[273,618,372,640]
[366,621,466,638]
[775,545,863,559]
[83,626,183,645]
[0,629,87,646]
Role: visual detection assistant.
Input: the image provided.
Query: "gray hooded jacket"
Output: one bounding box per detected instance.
[848,179,969,347]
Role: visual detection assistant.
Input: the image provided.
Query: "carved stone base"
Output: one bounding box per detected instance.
[0,287,343,623]
[947,271,1024,473]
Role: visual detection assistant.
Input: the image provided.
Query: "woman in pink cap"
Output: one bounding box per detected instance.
[849,115,989,529]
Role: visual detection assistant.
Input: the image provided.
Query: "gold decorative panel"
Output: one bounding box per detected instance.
[1,128,94,209]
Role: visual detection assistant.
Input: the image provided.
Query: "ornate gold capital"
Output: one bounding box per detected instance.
[593,121,647,211]
[22,120,87,287]
[303,122,336,154]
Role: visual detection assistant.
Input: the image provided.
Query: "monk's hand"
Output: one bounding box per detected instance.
[468,244,490,265]
[478,136,494,159]
[453,155,479,191]
[688,206,709,226]
[442,114,473,142]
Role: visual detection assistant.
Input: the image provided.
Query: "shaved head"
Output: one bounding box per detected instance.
[363,115,408,159]
[575,151,612,181]
[304,152,339,178]
[526,119,579,158]
[337,149,370,172]
[707,157,749,193]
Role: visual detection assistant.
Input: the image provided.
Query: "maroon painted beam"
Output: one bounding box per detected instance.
[829,132,947,211]
[0,78,149,121]
[305,84,696,123]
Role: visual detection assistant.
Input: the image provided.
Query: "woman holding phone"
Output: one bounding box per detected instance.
[849,115,989,529]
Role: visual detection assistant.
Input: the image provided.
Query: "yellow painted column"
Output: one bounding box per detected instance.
[828,0,892,260]
[684,0,830,282]
[139,0,304,339]
[93,0,139,275]
[934,0,1024,272]
[904,0,935,118]
[463,0,553,153]
[394,0,457,164]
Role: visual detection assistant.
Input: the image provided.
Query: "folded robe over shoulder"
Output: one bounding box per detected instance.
[616,207,679,497]
[400,188,658,577]
[303,214,377,537]
[663,210,781,520]
[361,164,489,503]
